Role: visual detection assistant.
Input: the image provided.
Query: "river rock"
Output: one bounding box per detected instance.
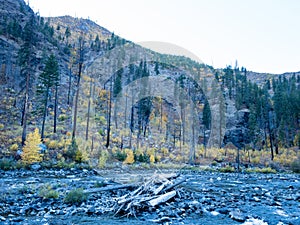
[0,216,6,221]
[31,164,41,170]
[0,170,299,224]
[242,218,268,225]
[86,206,96,215]
[229,209,246,222]
[217,207,230,214]
[253,196,261,202]
[10,217,25,222]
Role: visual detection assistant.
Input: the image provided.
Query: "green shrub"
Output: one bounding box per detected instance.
[0,158,14,170]
[114,150,127,161]
[219,165,235,173]
[98,150,109,168]
[63,46,70,55]
[39,184,59,199]
[245,167,277,174]
[94,181,106,188]
[64,188,87,204]
[291,157,300,173]
[55,160,75,169]
[135,153,150,163]
[18,185,31,194]
[211,161,218,166]
[58,114,69,122]
[98,128,104,136]
[260,167,277,174]
[64,139,78,161]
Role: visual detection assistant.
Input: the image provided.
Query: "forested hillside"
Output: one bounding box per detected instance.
[0,0,299,171]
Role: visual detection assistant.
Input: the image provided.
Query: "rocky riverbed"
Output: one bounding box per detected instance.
[0,168,299,225]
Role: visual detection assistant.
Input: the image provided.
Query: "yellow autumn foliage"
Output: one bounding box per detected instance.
[123,149,134,164]
[22,128,43,165]
[9,143,19,151]
[149,154,155,163]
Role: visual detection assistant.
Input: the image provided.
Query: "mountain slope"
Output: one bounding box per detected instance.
[0,0,299,168]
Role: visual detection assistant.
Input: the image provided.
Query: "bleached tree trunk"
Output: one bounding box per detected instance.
[72,37,84,140]
[86,78,93,140]
[53,79,59,133]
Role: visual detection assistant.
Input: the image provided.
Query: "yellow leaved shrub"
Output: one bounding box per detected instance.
[123,149,134,164]
[22,128,43,165]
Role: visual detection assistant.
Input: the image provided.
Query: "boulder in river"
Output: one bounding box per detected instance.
[229,209,246,222]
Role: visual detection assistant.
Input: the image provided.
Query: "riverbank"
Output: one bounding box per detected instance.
[0,168,299,225]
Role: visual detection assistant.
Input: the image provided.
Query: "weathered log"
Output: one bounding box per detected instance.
[148,190,176,207]
[83,183,137,193]
[152,180,170,195]
[154,173,180,182]
[162,177,187,192]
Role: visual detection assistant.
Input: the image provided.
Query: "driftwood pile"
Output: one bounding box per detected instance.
[84,173,187,217]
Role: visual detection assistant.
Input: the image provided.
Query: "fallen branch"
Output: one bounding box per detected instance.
[162,177,187,192]
[86,172,187,217]
[148,190,176,207]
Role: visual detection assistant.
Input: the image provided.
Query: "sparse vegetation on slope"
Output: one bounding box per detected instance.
[0,0,299,172]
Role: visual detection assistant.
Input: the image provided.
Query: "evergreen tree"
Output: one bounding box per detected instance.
[203,99,211,130]
[154,61,160,75]
[37,54,59,139]
[113,68,123,97]
[18,16,36,146]
[65,27,71,40]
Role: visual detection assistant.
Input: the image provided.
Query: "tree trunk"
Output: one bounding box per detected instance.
[105,80,112,148]
[41,86,49,139]
[267,120,274,160]
[129,106,134,149]
[54,82,58,133]
[114,103,118,129]
[181,106,185,145]
[189,116,195,164]
[203,127,207,158]
[21,74,29,146]
[86,79,92,140]
[21,96,25,126]
[72,37,84,140]
[160,98,163,133]
[72,62,82,140]
[91,135,94,152]
[67,66,72,105]
[124,93,128,129]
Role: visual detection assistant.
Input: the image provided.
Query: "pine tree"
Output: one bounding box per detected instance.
[65,27,71,39]
[203,99,211,130]
[37,54,59,139]
[18,16,36,146]
[113,67,123,97]
[154,61,160,75]
[22,128,43,165]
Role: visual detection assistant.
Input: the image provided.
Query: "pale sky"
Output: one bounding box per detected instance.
[29,0,300,74]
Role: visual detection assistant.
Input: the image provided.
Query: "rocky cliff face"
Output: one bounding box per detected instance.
[0,0,29,86]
